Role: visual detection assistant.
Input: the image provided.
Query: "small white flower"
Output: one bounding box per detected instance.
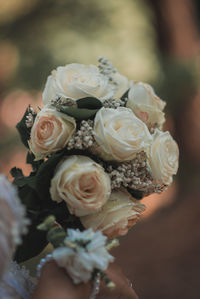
[42,63,114,104]
[53,228,114,284]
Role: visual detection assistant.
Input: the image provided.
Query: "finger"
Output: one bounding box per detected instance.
[97,263,138,299]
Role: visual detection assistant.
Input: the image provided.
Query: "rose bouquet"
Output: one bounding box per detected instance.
[11,57,179,270]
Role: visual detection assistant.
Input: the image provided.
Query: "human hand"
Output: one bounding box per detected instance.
[97,263,138,299]
[31,261,92,299]
[32,261,138,299]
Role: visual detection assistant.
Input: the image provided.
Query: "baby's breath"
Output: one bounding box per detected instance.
[67,120,96,150]
[105,152,167,195]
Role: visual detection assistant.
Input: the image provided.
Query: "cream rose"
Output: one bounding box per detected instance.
[50,155,111,216]
[93,107,152,161]
[147,129,179,185]
[42,63,114,104]
[80,189,146,239]
[29,106,76,160]
[127,82,166,128]
[112,72,130,99]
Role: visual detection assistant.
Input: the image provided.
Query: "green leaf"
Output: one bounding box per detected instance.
[127,188,144,200]
[35,151,66,201]
[77,97,102,109]
[121,89,129,101]
[10,167,24,179]
[14,221,48,263]
[14,185,47,262]
[47,226,66,248]
[18,185,40,211]
[26,151,43,171]
[16,107,31,148]
[14,175,37,190]
[59,106,98,120]
[37,215,56,231]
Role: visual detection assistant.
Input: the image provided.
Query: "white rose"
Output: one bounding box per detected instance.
[29,106,76,160]
[112,72,130,99]
[80,189,146,239]
[42,63,114,104]
[53,228,114,284]
[93,107,152,161]
[50,155,111,216]
[147,129,179,185]
[127,82,166,128]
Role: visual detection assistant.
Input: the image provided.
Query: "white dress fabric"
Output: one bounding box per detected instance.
[0,175,35,298]
[0,262,35,299]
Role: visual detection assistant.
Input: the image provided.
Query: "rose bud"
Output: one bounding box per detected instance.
[80,189,145,239]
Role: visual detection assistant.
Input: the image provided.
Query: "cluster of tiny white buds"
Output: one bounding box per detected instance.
[103,98,126,109]
[106,152,161,194]
[26,113,34,128]
[51,97,76,107]
[98,56,118,86]
[147,183,168,196]
[25,106,36,128]
[67,120,96,150]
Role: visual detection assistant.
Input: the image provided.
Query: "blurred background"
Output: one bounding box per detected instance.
[0,0,199,298]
